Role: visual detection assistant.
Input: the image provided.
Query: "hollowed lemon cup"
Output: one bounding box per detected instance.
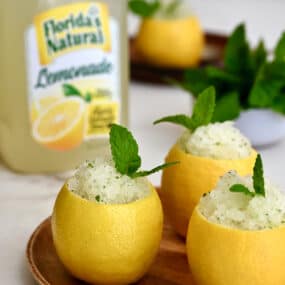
[161,144,257,237]
[187,207,285,285]
[135,16,204,68]
[51,184,163,285]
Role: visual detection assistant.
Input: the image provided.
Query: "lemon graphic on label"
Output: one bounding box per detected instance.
[33,97,86,151]
[30,94,61,123]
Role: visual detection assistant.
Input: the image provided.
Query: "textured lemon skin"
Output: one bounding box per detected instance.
[135,16,204,68]
[161,144,257,237]
[187,208,285,285]
[51,184,163,284]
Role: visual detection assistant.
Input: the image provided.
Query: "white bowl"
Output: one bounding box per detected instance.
[235,109,285,147]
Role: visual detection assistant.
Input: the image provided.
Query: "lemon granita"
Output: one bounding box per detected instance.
[198,154,285,231]
[67,159,150,204]
[179,121,252,160]
[154,86,257,236]
[52,124,175,284]
[199,170,285,230]
[187,154,285,285]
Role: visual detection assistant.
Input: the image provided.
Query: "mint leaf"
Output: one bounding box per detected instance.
[153,114,193,130]
[190,86,216,130]
[128,0,160,17]
[274,32,285,61]
[110,124,141,176]
[154,86,215,131]
[183,69,210,95]
[229,154,265,198]
[224,23,252,76]
[249,80,283,108]
[63,84,82,97]
[131,161,179,178]
[251,40,267,73]
[212,91,240,122]
[205,66,240,85]
[110,124,177,178]
[272,94,285,114]
[253,154,265,197]
[230,184,255,197]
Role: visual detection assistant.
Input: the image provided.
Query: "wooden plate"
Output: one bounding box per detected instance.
[26,217,195,284]
[130,32,227,84]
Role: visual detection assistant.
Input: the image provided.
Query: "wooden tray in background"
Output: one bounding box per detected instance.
[26,216,194,285]
[130,32,228,84]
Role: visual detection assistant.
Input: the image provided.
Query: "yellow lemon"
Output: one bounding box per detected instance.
[30,94,61,123]
[135,16,204,68]
[187,207,285,285]
[161,144,257,237]
[51,184,163,284]
[33,97,85,151]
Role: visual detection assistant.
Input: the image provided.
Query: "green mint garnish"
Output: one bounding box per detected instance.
[128,0,160,18]
[229,154,265,198]
[110,124,178,178]
[229,184,255,197]
[173,23,285,120]
[153,86,216,131]
[95,195,101,202]
[253,154,265,196]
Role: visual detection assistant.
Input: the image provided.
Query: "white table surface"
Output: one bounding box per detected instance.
[2,2,285,282]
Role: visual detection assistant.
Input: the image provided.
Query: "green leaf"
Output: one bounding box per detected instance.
[224,23,252,75]
[253,154,265,197]
[62,84,82,97]
[131,161,179,178]
[272,94,285,114]
[205,66,240,85]
[183,69,210,96]
[249,80,283,108]
[274,32,285,61]
[262,60,285,80]
[190,86,216,130]
[154,86,216,131]
[251,40,267,73]
[153,114,194,130]
[128,0,160,17]
[212,91,240,122]
[229,184,255,197]
[110,124,141,176]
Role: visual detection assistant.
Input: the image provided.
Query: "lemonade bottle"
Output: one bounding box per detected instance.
[0,0,128,172]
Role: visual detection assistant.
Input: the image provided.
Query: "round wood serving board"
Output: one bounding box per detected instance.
[26,217,195,285]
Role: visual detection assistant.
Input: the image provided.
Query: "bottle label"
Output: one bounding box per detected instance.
[25,2,120,151]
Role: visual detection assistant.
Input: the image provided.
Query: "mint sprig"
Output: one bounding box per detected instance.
[153,86,216,131]
[128,0,160,18]
[229,154,265,198]
[173,23,285,120]
[110,124,178,178]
